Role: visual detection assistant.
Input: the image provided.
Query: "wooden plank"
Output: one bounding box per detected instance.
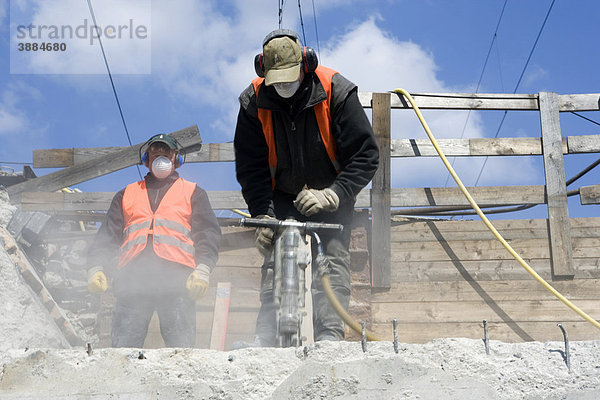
[359,92,600,112]
[371,299,600,324]
[382,185,546,207]
[20,190,249,211]
[370,92,391,288]
[390,258,600,283]
[391,217,600,236]
[391,236,600,263]
[580,184,600,205]
[33,133,600,168]
[8,125,201,202]
[33,148,75,168]
[539,92,574,277]
[371,321,600,343]
[567,135,600,153]
[34,143,235,168]
[371,279,600,303]
[19,185,547,212]
[558,93,600,112]
[391,137,547,157]
[360,92,540,110]
[209,282,232,351]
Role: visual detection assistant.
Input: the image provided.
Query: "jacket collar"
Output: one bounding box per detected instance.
[256,72,327,113]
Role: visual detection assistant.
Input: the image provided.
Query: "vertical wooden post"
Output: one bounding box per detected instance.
[539,92,574,278]
[209,282,232,350]
[370,93,391,288]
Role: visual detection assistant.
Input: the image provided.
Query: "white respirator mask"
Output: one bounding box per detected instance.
[151,156,173,179]
[273,79,301,98]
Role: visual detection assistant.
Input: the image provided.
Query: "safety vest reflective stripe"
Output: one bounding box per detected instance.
[123,220,152,238]
[251,65,340,187]
[154,218,191,236]
[118,178,197,269]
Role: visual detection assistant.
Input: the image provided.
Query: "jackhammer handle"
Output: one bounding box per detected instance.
[241,218,343,232]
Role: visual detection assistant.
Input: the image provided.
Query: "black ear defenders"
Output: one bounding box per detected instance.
[139,135,186,168]
[254,29,318,78]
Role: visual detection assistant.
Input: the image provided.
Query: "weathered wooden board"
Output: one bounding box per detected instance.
[370,321,600,343]
[20,185,549,211]
[36,134,600,168]
[9,125,201,201]
[580,184,600,205]
[359,92,600,112]
[371,299,600,324]
[539,92,574,277]
[34,143,235,168]
[391,217,600,242]
[371,92,392,288]
[209,282,232,351]
[371,279,600,303]
[390,258,600,283]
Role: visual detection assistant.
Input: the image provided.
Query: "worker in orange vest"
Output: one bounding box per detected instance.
[234,29,379,346]
[87,134,221,348]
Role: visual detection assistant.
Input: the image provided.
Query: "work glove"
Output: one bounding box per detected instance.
[186,263,210,301]
[87,266,108,294]
[255,215,275,256]
[294,188,340,217]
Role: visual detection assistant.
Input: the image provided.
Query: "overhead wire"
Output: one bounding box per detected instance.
[570,112,600,127]
[297,0,307,45]
[311,0,321,58]
[444,0,508,187]
[474,0,556,186]
[85,0,142,180]
[278,0,286,29]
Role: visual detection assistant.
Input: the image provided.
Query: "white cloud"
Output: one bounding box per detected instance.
[320,18,521,187]
[0,83,35,135]
[0,82,49,165]
[10,0,151,74]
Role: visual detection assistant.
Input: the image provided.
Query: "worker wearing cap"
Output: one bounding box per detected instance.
[87,134,221,348]
[234,29,379,345]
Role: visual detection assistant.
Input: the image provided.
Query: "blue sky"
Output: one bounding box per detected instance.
[0,0,599,220]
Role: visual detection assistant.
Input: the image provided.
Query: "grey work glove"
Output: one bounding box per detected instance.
[294,188,340,217]
[255,215,275,256]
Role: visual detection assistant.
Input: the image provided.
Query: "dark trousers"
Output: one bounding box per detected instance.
[111,293,196,348]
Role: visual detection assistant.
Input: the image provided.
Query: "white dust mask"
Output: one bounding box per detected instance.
[151,156,172,179]
[274,79,301,98]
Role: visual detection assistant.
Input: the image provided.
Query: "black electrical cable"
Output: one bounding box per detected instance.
[570,112,600,127]
[86,0,142,180]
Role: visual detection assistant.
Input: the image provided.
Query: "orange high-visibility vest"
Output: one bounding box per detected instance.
[252,65,341,187]
[118,178,196,269]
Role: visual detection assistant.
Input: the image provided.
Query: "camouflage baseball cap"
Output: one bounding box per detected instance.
[262,33,302,86]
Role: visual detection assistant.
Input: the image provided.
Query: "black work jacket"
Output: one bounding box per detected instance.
[234,69,379,217]
[87,172,221,295]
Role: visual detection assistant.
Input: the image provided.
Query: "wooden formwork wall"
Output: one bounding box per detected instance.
[370,217,600,343]
[11,91,600,347]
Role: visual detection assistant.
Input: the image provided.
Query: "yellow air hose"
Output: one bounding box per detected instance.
[393,88,600,330]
